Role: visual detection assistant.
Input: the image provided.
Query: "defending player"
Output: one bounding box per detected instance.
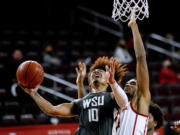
[114,11,151,135]
[20,58,128,135]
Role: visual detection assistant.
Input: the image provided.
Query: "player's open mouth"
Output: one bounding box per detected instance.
[92,73,102,79]
[95,74,100,78]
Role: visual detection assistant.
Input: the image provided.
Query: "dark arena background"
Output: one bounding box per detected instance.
[0,0,180,135]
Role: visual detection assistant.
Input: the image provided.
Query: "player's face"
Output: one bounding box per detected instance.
[89,69,108,88]
[124,79,137,98]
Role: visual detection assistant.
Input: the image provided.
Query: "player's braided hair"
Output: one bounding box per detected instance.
[89,56,127,85]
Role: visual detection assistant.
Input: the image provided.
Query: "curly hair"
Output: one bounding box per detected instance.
[149,102,164,129]
[89,56,127,85]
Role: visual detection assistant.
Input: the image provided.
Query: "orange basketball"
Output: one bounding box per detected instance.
[16,60,44,88]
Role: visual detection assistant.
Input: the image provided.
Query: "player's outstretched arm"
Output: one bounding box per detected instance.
[21,86,78,117]
[128,12,150,102]
[106,59,128,109]
[76,62,87,98]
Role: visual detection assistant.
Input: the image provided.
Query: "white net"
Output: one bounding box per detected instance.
[112,0,149,22]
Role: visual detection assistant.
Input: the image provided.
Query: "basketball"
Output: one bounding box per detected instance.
[16,60,44,88]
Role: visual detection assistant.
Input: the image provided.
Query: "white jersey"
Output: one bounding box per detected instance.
[112,102,149,135]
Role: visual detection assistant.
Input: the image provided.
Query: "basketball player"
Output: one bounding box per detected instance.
[114,11,151,135]
[20,58,128,135]
[147,102,163,135]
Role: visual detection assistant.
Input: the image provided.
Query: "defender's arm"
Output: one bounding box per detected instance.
[128,14,151,102]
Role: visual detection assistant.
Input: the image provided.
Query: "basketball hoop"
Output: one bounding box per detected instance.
[112,0,149,22]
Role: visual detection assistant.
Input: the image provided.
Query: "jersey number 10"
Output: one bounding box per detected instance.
[88,108,99,122]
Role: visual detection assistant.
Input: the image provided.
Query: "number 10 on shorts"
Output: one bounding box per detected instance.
[88,108,99,122]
